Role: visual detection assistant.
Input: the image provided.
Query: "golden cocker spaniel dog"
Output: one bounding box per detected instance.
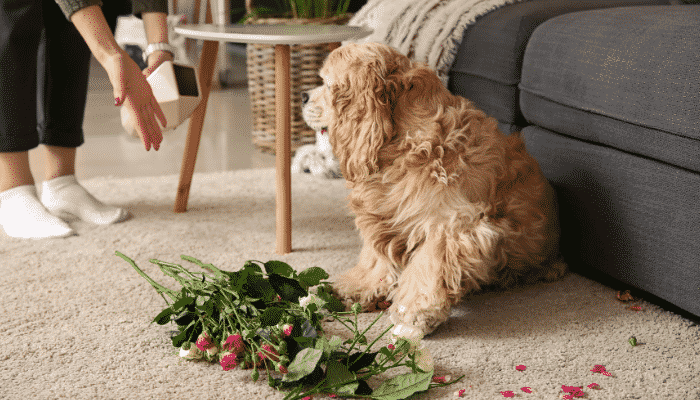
[304,42,567,335]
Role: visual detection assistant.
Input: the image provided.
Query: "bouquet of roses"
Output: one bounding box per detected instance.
[116,252,462,400]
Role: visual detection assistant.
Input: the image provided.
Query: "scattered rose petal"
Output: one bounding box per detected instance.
[588,383,601,389]
[590,365,612,376]
[561,385,585,398]
[516,364,526,371]
[455,389,467,397]
[432,375,451,383]
[521,387,533,393]
[627,305,643,311]
[500,390,515,398]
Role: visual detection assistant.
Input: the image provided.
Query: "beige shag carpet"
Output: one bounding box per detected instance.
[1,169,698,399]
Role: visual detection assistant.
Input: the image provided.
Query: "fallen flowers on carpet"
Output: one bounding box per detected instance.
[116,252,463,400]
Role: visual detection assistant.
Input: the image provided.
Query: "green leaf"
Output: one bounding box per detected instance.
[173,311,196,326]
[264,261,295,278]
[282,348,324,382]
[171,296,196,312]
[268,273,307,303]
[316,284,345,312]
[325,359,357,395]
[243,275,275,301]
[372,371,433,400]
[298,267,329,287]
[242,261,263,275]
[260,306,284,327]
[228,270,248,292]
[355,379,373,396]
[347,351,377,372]
[153,308,174,325]
[315,335,344,357]
[196,300,215,316]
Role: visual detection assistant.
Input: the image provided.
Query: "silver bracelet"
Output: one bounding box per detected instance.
[143,42,176,62]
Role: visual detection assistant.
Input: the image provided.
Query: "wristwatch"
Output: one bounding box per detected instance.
[143,42,176,62]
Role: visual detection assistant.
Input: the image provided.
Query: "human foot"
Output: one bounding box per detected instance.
[0,185,75,239]
[41,175,130,225]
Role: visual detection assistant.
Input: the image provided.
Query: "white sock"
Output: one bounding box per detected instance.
[41,175,130,225]
[0,185,75,239]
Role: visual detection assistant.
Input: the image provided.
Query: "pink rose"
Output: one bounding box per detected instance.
[258,343,279,362]
[222,334,245,355]
[196,332,216,352]
[219,352,238,371]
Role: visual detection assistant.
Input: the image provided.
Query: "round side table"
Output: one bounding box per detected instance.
[173,23,372,254]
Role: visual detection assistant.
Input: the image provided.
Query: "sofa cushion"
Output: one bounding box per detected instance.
[522,126,700,318]
[448,0,669,127]
[519,5,700,172]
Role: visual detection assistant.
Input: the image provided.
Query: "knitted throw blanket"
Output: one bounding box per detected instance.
[344,0,523,86]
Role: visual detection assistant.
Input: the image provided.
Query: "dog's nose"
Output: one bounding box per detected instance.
[301,91,309,105]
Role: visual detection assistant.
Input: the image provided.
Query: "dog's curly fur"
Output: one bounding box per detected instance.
[308,42,567,335]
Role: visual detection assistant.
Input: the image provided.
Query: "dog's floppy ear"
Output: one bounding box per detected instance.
[327,58,403,182]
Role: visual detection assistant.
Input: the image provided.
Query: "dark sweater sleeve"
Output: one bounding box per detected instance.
[131,0,168,18]
[55,0,103,20]
[55,0,167,20]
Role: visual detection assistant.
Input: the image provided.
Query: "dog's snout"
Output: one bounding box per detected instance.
[301,91,309,105]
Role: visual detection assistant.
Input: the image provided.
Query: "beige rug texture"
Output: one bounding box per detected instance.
[1,169,698,400]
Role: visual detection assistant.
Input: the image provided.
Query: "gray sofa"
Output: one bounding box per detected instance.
[447,1,699,319]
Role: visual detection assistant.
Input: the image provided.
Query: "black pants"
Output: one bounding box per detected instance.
[0,0,128,152]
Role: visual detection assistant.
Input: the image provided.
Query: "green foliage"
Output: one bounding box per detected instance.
[239,0,353,22]
[116,251,464,400]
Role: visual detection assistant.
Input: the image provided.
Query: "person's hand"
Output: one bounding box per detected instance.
[106,50,166,151]
[143,49,175,77]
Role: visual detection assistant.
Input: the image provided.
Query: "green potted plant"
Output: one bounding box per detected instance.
[241,0,354,154]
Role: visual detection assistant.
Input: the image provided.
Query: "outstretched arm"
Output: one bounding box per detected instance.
[70,5,166,151]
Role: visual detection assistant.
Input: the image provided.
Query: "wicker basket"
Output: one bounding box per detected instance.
[244,13,351,154]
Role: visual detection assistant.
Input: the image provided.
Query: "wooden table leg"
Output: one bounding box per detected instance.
[174,40,219,213]
[275,44,292,254]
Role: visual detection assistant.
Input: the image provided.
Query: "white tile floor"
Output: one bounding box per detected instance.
[28,46,276,183]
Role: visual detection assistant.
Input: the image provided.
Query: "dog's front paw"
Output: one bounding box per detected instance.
[388,295,451,336]
[331,280,392,312]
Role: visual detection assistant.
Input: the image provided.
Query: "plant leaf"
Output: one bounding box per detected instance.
[298,267,329,287]
[268,273,307,303]
[260,307,284,327]
[242,261,263,275]
[316,284,345,312]
[171,296,196,312]
[347,352,377,372]
[355,379,373,396]
[372,371,433,400]
[264,261,295,278]
[282,348,324,382]
[153,308,174,325]
[244,274,275,301]
[325,359,358,395]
